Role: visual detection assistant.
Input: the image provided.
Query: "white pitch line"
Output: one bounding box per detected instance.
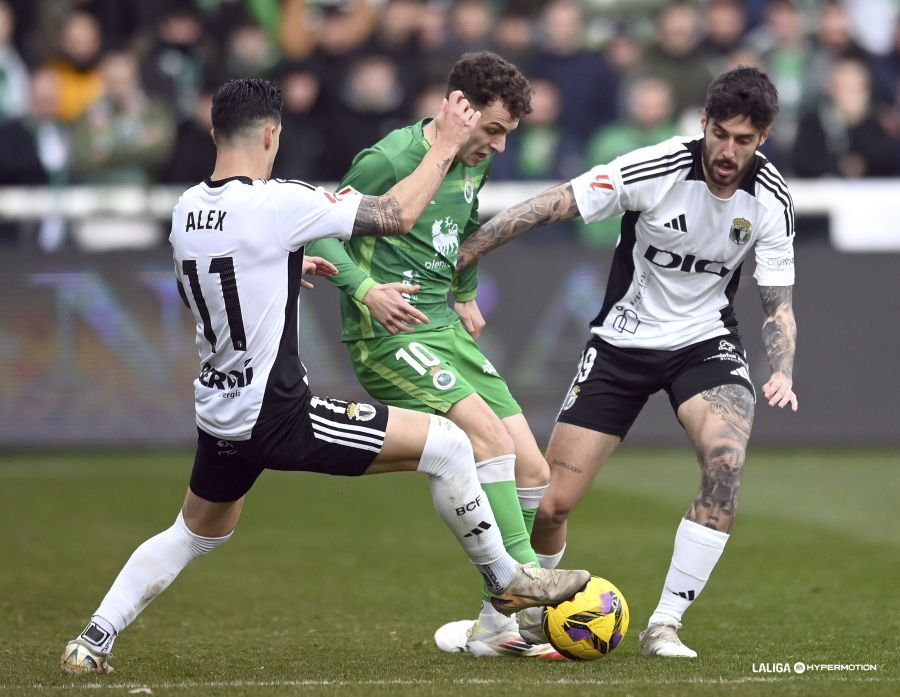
[5,675,895,691]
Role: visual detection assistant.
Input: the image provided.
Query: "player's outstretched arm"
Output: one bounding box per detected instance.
[352,91,480,237]
[457,181,580,270]
[759,285,798,411]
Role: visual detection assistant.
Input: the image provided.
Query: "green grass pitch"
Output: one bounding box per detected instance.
[1,448,897,696]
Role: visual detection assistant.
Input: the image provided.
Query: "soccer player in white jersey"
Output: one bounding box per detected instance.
[59,78,589,675]
[453,66,798,658]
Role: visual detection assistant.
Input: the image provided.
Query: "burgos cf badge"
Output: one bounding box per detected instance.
[562,385,581,411]
[729,217,752,245]
[464,176,474,203]
[346,402,377,422]
[431,366,457,390]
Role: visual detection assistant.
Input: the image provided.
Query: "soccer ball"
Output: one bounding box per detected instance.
[542,576,629,660]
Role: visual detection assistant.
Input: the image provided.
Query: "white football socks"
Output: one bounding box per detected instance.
[517,484,548,514]
[536,545,566,570]
[417,415,516,592]
[87,510,231,651]
[648,518,729,627]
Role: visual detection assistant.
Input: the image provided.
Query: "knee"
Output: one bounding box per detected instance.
[466,417,515,460]
[698,440,746,482]
[516,454,550,488]
[420,415,476,478]
[535,493,573,530]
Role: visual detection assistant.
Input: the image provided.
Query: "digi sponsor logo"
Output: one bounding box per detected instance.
[644,245,731,277]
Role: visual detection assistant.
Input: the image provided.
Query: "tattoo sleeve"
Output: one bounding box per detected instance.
[351,194,405,237]
[759,285,797,379]
[457,182,580,270]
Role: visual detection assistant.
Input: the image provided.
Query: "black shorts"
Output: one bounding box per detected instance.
[190,394,390,502]
[556,334,756,439]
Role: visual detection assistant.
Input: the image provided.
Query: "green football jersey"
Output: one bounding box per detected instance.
[307,119,490,342]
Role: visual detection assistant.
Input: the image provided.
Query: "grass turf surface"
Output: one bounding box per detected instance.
[1,448,897,696]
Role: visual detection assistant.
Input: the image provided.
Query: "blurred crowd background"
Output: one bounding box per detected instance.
[0,0,898,249]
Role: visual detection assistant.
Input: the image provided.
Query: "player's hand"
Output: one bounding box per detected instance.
[762,371,797,411]
[454,299,486,340]
[363,282,430,334]
[300,256,338,289]
[433,90,481,151]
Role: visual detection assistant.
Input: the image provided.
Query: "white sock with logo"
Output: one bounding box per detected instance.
[417,415,516,592]
[648,518,729,627]
[83,511,232,653]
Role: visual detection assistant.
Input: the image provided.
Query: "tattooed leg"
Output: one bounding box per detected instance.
[531,423,620,555]
[677,384,755,533]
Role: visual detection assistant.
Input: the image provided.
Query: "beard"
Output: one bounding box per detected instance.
[702,144,745,188]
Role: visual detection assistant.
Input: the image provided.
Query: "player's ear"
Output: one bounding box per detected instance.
[758,129,769,148]
[700,111,708,131]
[209,128,216,145]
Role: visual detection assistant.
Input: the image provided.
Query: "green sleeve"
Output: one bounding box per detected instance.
[306,237,376,302]
[340,149,399,195]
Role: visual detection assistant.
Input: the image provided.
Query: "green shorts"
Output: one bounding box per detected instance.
[347,321,522,418]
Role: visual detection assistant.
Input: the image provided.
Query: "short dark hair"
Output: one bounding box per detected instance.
[447,51,532,120]
[705,66,779,132]
[211,78,283,140]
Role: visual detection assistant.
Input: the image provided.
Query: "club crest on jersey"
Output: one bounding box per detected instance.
[431,367,457,390]
[562,385,580,411]
[464,177,474,203]
[346,401,377,422]
[729,217,752,245]
[431,216,460,256]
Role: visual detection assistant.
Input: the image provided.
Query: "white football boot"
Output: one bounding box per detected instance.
[489,563,590,615]
[639,623,698,658]
[516,605,549,645]
[60,638,113,674]
[433,615,563,659]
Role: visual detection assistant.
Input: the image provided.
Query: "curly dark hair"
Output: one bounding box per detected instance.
[447,51,532,119]
[211,78,283,140]
[705,66,779,132]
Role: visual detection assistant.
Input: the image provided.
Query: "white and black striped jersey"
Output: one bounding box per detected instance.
[169,176,361,439]
[571,135,795,350]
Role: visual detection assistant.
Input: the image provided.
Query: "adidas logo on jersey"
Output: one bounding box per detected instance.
[664,213,688,232]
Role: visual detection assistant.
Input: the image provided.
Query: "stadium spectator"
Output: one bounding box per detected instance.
[805,0,872,106]
[160,83,216,185]
[140,5,214,125]
[793,57,898,177]
[530,0,618,175]
[362,0,426,97]
[320,52,410,181]
[270,61,326,182]
[43,10,104,122]
[445,0,495,56]
[0,1,29,122]
[493,8,536,70]
[222,18,278,79]
[700,0,750,76]
[638,1,712,122]
[579,76,679,246]
[59,76,589,675]
[750,0,811,172]
[456,66,798,660]
[70,49,175,185]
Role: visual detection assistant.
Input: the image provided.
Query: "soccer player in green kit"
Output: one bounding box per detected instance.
[307,52,561,658]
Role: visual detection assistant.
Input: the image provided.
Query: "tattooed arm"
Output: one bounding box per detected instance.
[759,285,798,411]
[457,182,581,269]
[352,90,479,237]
